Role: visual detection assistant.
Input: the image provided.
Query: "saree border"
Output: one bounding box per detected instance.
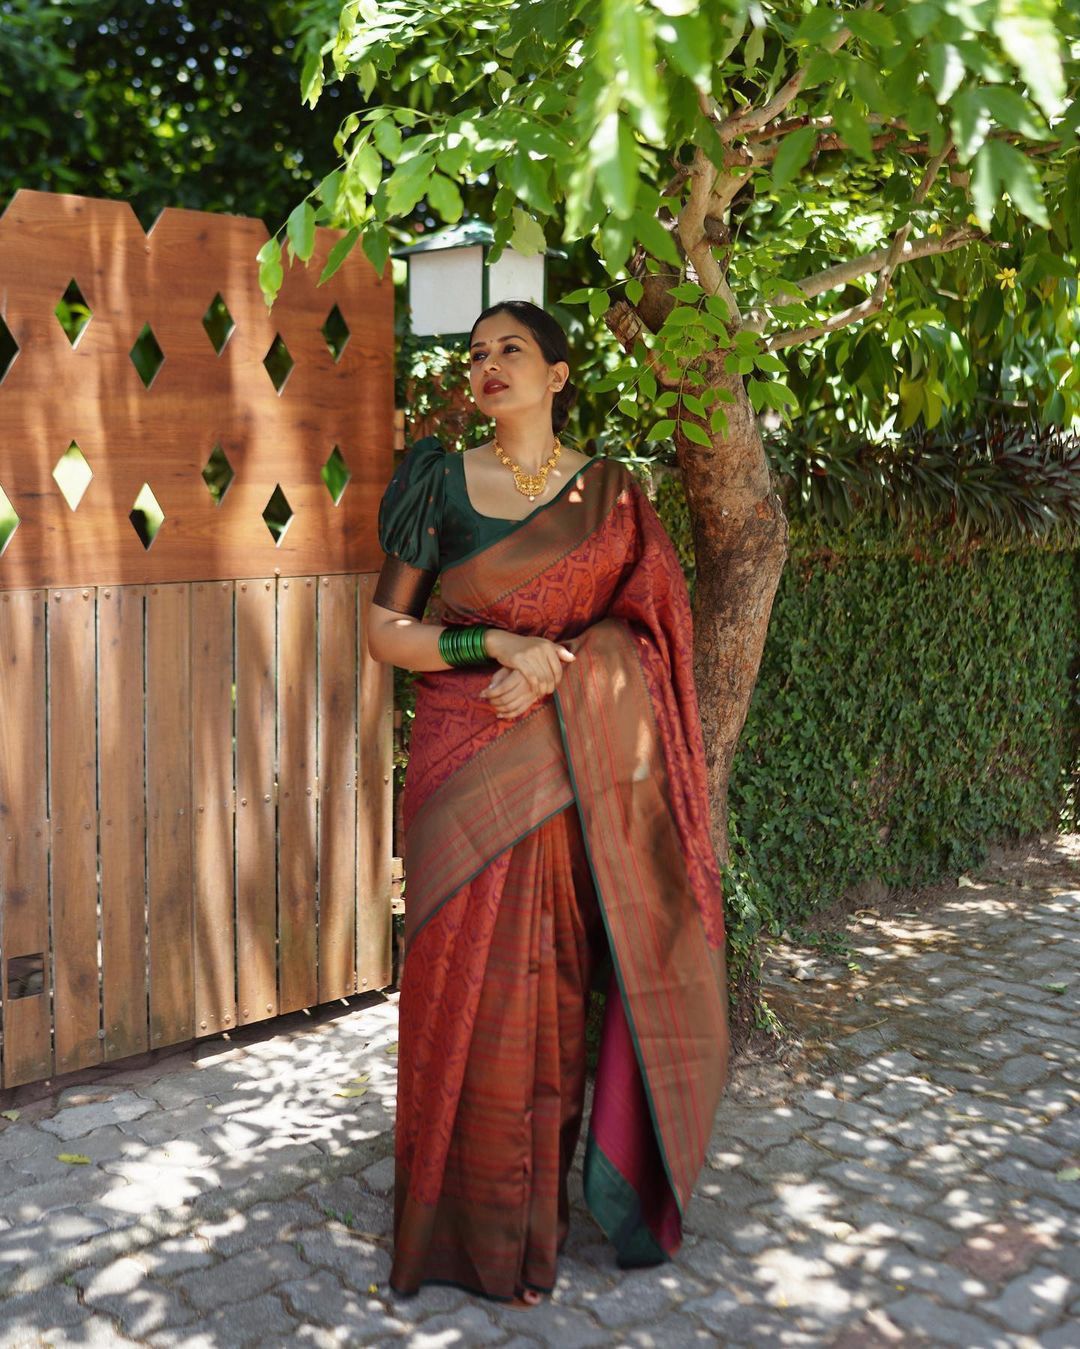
[552,618,728,1223]
[403,703,574,951]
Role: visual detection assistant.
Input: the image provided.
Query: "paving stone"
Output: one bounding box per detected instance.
[982,1265,1073,1333]
[293,1224,392,1289]
[813,1122,905,1165]
[844,1201,957,1257]
[884,1292,1019,1347]
[581,1264,706,1327]
[1038,1324,1080,1349]
[0,1284,90,1342]
[279,1270,408,1338]
[1000,1054,1055,1088]
[137,1236,216,1278]
[820,1160,934,1210]
[363,1155,396,1194]
[860,1243,988,1308]
[2,1315,144,1348]
[0,1207,110,1279]
[488,1298,608,1348]
[194,1197,321,1257]
[80,1276,200,1338]
[172,1240,310,1311]
[146,1292,300,1348]
[858,1080,952,1118]
[720,1107,815,1152]
[405,1302,505,1344]
[37,1091,155,1140]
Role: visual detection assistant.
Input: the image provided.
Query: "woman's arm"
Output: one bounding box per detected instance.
[367,605,575,694]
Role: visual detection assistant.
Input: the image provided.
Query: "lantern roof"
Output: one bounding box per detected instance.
[391,220,566,259]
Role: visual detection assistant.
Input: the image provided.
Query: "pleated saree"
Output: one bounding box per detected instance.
[372,437,731,1301]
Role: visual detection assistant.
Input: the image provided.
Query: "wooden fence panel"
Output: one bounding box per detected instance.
[146,584,194,1048]
[48,588,102,1074]
[318,575,358,1003]
[357,576,393,994]
[99,584,149,1062]
[0,191,395,1093]
[192,581,236,1038]
[0,592,51,1088]
[236,579,278,1025]
[278,577,318,1013]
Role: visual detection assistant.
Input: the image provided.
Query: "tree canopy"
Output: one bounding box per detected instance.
[0,0,345,224]
[278,0,1080,442]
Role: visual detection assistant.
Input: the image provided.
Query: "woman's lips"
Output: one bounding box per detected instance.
[483,380,508,394]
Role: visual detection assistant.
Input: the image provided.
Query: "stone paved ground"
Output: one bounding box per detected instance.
[0,835,1077,1348]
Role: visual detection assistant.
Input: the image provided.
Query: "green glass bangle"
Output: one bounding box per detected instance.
[439,624,490,667]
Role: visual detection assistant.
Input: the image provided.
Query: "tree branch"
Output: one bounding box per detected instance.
[678,144,742,324]
[715,21,855,143]
[762,226,1003,351]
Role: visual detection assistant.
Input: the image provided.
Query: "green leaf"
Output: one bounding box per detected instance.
[594,111,639,219]
[57,1153,91,1165]
[256,238,283,309]
[926,43,966,105]
[561,288,594,305]
[352,141,383,195]
[993,0,1065,119]
[771,127,818,191]
[951,90,992,162]
[1056,1166,1080,1181]
[626,278,644,305]
[427,172,464,224]
[335,1087,369,1099]
[680,420,712,446]
[287,201,316,264]
[971,139,1049,228]
[320,227,361,285]
[0,1109,18,1122]
[301,52,324,109]
[510,207,547,256]
[361,224,391,278]
[633,210,681,266]
[589,289,611,320]
[648,418,676,440]
[385,155,434,216]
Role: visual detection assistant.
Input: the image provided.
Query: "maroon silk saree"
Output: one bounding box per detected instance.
[390,458,731,1300]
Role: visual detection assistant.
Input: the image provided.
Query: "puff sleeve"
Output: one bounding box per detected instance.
[371,436,446,618]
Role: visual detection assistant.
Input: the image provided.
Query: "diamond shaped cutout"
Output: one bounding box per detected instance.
[0,483,19,557]
[321,446,351,506]
[55,279,92,347]
[53,441,93,511]
[0,316,17,384]
[202,443,235,505]
[130,483,164,550]
[130,322,164,388]
[202,293,235,355]
[263,335,294,394]
[321,305,350,363]
[262,485,294,545]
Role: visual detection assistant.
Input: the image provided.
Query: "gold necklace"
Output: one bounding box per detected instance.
[491,436,562,501]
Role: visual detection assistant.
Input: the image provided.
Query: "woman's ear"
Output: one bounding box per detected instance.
[550,360,570,392]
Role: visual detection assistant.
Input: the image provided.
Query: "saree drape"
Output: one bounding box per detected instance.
[390,457,731,1300]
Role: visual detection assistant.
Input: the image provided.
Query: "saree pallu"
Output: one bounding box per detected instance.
[391,459,731,1300]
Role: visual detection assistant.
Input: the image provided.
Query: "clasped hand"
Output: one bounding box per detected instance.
[478,633,575,720]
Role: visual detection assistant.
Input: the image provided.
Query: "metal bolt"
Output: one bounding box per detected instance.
[240,798,247,806]
[82,589,89,599]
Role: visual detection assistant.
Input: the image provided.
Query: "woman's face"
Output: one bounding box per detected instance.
[468,312,569,424]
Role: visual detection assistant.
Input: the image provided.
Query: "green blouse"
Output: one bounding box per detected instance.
[374,436,605,617]
[377,436,516,572]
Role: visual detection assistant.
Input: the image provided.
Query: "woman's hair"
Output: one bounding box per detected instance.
[468,299,578,435]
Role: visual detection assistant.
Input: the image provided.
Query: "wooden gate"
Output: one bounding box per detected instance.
[0,190,395,1090]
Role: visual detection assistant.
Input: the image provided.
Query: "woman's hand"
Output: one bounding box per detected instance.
[484,630,575,698]
[478,666,539,720]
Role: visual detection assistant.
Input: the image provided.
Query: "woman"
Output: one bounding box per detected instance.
[368,299,731,1305]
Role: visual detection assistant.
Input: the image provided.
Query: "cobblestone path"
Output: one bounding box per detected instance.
[0,836,1076,1347]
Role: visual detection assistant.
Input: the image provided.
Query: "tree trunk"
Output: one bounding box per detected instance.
[678,370,789,866]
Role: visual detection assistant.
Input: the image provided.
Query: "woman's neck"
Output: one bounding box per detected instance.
[492,422,559,473]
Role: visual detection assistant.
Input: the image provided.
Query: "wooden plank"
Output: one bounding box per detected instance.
[48,587,102,1074]
[235,578,278,1025]
[317,575,358,1002]
[0,591,52,1087]
[146,584,194,1048]
[277,577,318,1013]
[99,584,149,1061]
[356,575,393,993]
[192,581,237,1038]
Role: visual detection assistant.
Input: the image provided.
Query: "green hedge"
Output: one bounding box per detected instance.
[654,475,1079,941]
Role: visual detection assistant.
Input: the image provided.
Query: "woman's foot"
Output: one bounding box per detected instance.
[511,1287,544,1307]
